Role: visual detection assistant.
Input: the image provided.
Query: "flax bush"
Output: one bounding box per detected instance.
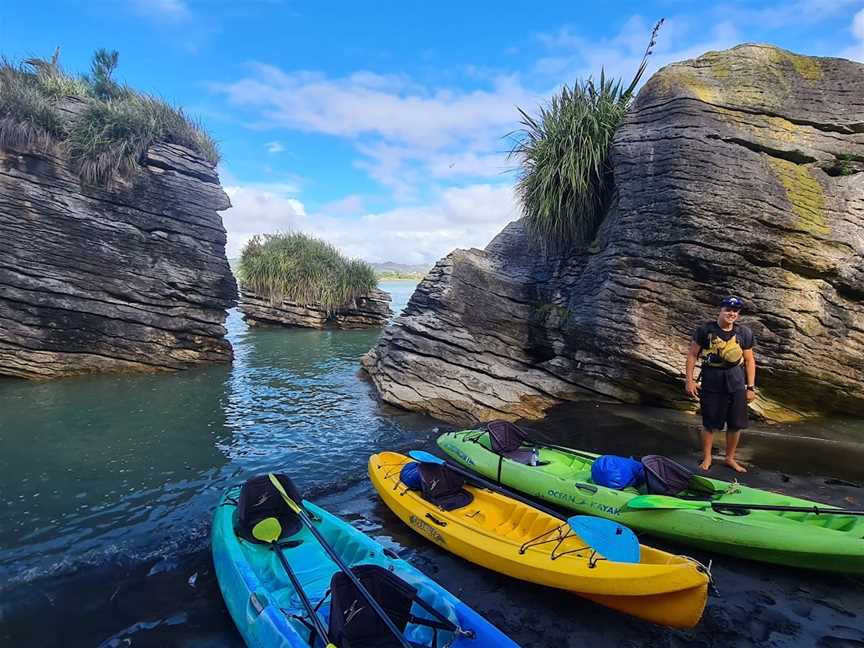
[510,19,663,248]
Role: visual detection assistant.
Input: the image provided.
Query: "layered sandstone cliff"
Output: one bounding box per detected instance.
[363,44,864,424]
[0,142,237,378]
[240,287,392,329]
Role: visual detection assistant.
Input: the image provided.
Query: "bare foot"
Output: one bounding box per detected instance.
[724,458,747,473]
[699,459,712,471]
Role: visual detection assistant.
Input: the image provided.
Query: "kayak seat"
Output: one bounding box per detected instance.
[328,565,456,648]
[502,448,535,465]
[418,463,473,511]
[487,420,530,455]
[235,473,304,543]
[329,564,417,647]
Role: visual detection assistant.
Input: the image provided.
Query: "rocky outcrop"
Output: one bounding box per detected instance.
[241,287,392,329]
[363,44,864,424]
[0,142,237,379]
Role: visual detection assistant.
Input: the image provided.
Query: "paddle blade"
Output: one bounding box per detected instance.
[408,450,445,465]
[567,516,640,563]
[252,516,282,543]
[268,473,302,513]
[625,495,707,510]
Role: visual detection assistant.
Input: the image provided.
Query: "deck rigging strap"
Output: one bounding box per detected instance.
[518,522,591,562]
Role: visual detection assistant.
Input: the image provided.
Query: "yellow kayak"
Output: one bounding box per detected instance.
[369,451,709,628]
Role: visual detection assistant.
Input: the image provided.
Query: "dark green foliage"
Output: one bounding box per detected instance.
[239,232,378,312]
[88,49,123,101]
[510,19,663,248]
[0,49,219,184]
[833,154,861,177]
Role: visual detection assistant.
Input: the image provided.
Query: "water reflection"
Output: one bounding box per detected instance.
[0,281,422,582]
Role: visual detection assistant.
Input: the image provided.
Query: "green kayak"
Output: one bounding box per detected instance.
[437,429,864,574]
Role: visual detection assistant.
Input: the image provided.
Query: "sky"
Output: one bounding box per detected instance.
[3,1,864,264]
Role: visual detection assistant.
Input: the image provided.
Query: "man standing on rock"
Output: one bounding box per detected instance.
[685,296,757,473]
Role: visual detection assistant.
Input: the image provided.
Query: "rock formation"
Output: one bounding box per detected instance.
[240,287,392,329]
[363,44,864,424]
[0,142,238,379]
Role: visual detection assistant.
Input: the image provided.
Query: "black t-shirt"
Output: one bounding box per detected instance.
[693,322,754,393]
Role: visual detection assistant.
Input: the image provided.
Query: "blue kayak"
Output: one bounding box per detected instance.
[212,480,519,648]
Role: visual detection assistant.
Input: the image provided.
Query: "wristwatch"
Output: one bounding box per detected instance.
[746,385,755,391]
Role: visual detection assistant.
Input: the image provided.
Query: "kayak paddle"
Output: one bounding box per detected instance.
[267,474,413,648]
[408,451,640,563]
[251,517,337,648]
[625,494,864,516]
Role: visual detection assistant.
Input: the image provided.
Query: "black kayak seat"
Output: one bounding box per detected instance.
[418,463,474,511]
[328,565,455,648]
[234,473,303,543]
[487,420,535,465]
[329,565,417,648]
[642,455,696,496]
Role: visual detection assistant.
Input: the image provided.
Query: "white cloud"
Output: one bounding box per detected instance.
[217,67,536,148]
[221,183,519,264]
[265,141,285,154]
[843,8,864,61]
[222,184,308,257]
[213,67,538,195]
[855,8,864,39]
[713,0,861,30]
[534,16,741,88]
[319,195,366,217]
[130,0,191,22]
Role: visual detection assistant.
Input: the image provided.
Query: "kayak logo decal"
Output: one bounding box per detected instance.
[409,514,446,545]
[441,443,476,466]
[547,489,621,516]
[343,599,366,626]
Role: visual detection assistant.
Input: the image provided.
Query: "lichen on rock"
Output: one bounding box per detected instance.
[767,157,829,235]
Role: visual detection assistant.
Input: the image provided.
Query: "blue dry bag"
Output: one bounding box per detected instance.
[591,455,645,490]
[400,462,422,491]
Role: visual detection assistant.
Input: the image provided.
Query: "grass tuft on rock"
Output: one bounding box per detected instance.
[509,19,663,248]
[0,49,219,184]
[239,232,377,312]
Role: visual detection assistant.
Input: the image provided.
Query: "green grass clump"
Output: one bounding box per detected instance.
[0,59,68,152]
[0,48,219,184]
[239,232,378,312]
[510,19,663,248]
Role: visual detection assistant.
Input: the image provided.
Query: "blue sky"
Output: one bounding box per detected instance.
[3,1,864,263]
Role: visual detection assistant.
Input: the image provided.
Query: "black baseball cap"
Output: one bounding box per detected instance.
[720,296,743,311]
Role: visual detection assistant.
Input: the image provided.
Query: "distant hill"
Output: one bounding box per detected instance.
[371,262,431,281]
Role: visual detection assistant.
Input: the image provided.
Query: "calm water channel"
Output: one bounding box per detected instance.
[1,279,862,647]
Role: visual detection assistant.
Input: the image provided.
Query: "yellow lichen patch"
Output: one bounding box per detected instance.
[764,116,800,144]
[783,52,823,83]
[655,66,719,103]
[767,157,829,235]
[700,51,731,80]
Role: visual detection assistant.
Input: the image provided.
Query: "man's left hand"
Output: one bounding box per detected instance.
[746,390,756,403]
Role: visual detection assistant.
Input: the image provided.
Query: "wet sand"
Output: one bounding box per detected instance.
[2,403,862,647]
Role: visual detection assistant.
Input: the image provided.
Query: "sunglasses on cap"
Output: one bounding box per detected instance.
[720,296,743,310]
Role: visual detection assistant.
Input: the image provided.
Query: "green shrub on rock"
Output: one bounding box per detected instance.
[239,232,377,313]
[0,48,218,184]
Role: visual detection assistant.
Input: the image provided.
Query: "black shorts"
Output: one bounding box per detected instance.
[700,389,748,431]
